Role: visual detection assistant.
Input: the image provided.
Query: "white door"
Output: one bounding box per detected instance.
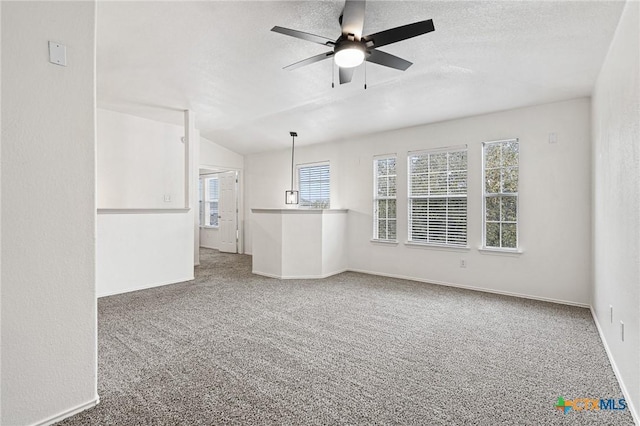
[218,171,238,253]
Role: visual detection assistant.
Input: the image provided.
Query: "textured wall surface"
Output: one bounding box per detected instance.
[592,0,640,421]
[1,2,97,424]
[246,98,593,305]
[97,212,194,297]
[96,108,197,296]
[97,108,186,209]
[0,2,3,421]
[200,227,220,250]
[201,136,244,171]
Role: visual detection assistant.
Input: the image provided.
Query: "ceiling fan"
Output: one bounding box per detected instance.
[271,0,435,85]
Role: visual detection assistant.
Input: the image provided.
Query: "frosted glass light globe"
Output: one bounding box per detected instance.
[334,46,365,68]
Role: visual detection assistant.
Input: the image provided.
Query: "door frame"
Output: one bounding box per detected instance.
[199,164,244,254]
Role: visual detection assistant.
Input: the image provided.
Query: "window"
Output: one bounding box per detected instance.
[483,139,519,249]
[198,178,203,226]
[373,156,397,241]
[408,147,467,246]
[298,162,330,208]
[199,176,219,227]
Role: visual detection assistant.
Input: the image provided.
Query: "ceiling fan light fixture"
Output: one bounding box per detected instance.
[272,0,436,84]
[334,42,365,68]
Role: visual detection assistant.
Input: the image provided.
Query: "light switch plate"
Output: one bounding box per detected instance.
[48,41,67,66]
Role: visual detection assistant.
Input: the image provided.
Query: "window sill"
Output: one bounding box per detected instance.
[477,247,523,256]
[405,241,470,252]
[200,225,219,229]
[370,239,399,245]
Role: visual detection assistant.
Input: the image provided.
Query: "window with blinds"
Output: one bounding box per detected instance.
[298,162,330,208]
[408,147,467,246]
[199,176,219,227]
[373,156,397,241]
[483,139,519,249]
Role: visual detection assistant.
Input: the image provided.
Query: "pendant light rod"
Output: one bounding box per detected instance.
[289,131,297,190]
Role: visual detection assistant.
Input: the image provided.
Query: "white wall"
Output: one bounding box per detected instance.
[246,98,593,305]
[97,212,194,297]
[592,1,639,421]
[0,3,3,420]
[252,210,348,279]
[201,136,244,171]
[186,111,200,266]
[97,109,196,296]
[98,108,185,208]
[200,226,220,249]
[1,2,98,424]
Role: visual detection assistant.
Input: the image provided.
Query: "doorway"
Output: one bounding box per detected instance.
[197,168,242,261]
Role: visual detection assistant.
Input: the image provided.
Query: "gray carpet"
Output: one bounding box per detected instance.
[59,249,634,425]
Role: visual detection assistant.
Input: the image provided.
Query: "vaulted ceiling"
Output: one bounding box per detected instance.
[97,1,625,154]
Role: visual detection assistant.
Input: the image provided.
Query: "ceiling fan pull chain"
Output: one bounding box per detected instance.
[364,61,367,90]
[332,62,335,88]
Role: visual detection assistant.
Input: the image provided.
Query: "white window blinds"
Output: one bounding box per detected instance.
[298,163,330,208]
[408,147,467,246]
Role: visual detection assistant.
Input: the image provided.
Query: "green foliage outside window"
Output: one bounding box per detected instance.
[484,140,519,249]
[374,157,397,240]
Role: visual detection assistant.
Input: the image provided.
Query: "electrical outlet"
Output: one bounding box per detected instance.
[163,194,171,202]
[460,259,467,268]
[610,305,613,323]
[549,132,558,144]
[620,321,624,342]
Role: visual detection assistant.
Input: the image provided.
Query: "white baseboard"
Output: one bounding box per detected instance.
[31,396,99,426]
[346,268,590,308]
[98,276,195,298]
[252,269,348,280]
[199,244,218,250]
[251,270,280,279]
[591,307,639,425]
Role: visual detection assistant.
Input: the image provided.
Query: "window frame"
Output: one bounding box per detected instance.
[481,138,520,251]
[373,154,397,242]
[296,161,331,209]
[407,145,468,248]
[199,175,220,228]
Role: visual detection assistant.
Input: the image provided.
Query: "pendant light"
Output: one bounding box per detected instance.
[285,131,299,205]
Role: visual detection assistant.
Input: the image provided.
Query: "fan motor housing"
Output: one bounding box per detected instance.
[334,39,365,52]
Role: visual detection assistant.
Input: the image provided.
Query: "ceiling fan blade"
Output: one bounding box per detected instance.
[339,67,355,84]
[271,26,335,46]
[340,0,366,39]
[283,52,334,70]
[362,19,434,48]
[366,49,412,71]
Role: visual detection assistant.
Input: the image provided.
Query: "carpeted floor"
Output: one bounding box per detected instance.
[59,249,634,425]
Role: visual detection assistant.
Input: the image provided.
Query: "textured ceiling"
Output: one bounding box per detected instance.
[97,1,625,154]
